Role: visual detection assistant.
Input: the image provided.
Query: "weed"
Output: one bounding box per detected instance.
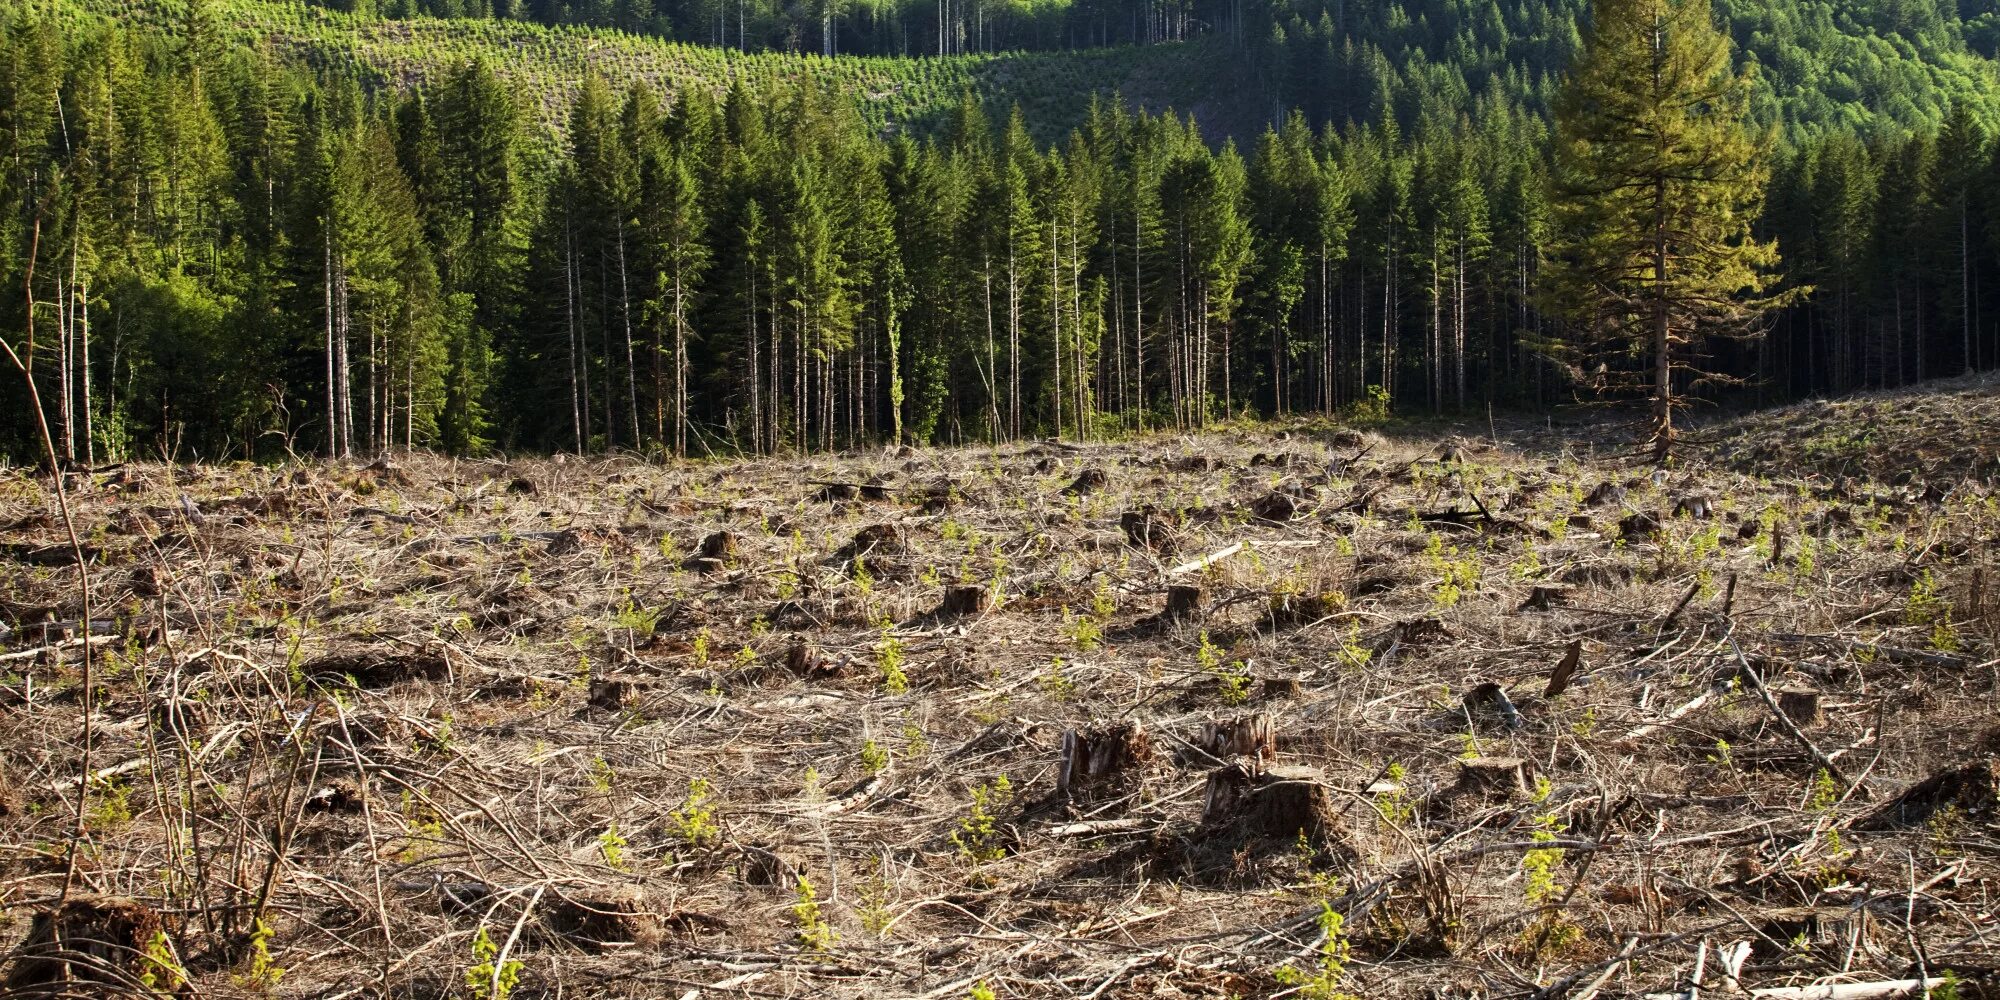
[233,917,285,992]
[877,628,909,694]
[464,925,523,1000]
[598,824,629,870]
[861,739,890,775]
[670,777,719,849]
[1038,658,1077,701]
[951,775,1013,867]
[792,874,836,952]
[139,930,186,993]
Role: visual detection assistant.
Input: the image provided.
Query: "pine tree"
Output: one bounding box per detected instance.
[1543,0,1792,461]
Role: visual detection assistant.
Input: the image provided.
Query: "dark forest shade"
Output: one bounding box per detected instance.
[6,1,2000,461]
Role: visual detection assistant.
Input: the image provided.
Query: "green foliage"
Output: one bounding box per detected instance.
[670,777,719,848]
[950,775,1013,866]
[792,874,837,952]
[465,925,523,1000]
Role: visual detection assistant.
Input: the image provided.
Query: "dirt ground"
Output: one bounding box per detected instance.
[1,398,1998,998]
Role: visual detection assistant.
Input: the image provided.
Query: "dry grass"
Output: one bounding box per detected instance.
[0,402,1997,998]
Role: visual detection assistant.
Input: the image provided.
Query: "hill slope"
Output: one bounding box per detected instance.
[78,0,2000,147]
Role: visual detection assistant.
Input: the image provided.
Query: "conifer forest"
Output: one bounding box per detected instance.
[9,0,2000,462]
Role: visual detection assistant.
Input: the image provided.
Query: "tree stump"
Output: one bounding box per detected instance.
[1775,686,1822,727]
[1164,585,1203,624]
[839,523,902,560]
[1518,585,1570,612]
[1200,763,1351,857]
[1057,720,1155,801]
[1461,681,1524,730]
[1261,675,1303,700]
[543,885,664,951]
[1063,469,1109,495]
[1250,491,1299,522]
[691,530,738,575]
[589,675,642,711]
[811,483,859,502]
[1856,760,1998,830]
[1201,711,1275,760]
[1120,509,1178,552]
[1455,756,1532,798]
[2,895,165,990]
[937,585,991,620]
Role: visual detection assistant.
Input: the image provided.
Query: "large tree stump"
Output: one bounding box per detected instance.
[1856,760,1998,830]
[2,895,166,990]
[936,585,991,620]
[1250,491,1299,523]
[1200,763,1351,857]
[1164,585,1203,624]
[1200,711,1275,760]
[698,530,738,560]
[1057,720,1155,801]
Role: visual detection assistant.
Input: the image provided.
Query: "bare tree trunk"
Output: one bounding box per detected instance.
[618,227,641,448]
[565,225,583,453]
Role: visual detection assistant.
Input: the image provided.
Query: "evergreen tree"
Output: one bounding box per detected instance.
[1543,0,1791,461]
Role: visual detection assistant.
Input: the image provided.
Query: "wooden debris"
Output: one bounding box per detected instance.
[2,895,166,990]
[1200,712,1274,760]
[1856,759,1997,830]
[1544,640,1583,698]
[1461,681,1524,730]
[1057,720,1155,801]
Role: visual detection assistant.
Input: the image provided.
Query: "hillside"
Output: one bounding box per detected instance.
[1698,371,2000,486]
[92,0,1273,144]
[2,411,1996,995]
[76,0,2000,147]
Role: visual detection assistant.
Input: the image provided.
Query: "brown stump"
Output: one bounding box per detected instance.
[1200,711,1275,760]
[1200,764,1351,857]
[1164,585,1203,624]
[1518,585,1570,612]
[1775,686,1822,727]
[688,530,739,574]
[589,675,642,711]
[543,885,664,951]
[1250,491,1299,523]
[840,523,903,559]
[1057,720,1156,801]
[1120,509,1178,553]
[1455,756,1532,798]
[937,585,991,620]
[1262,675,1303,700]
[3,895,166,990]
[1856,760,1998,830]
[1063,469,1109,496]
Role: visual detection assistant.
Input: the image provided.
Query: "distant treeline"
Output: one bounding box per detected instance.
[2,6,1999,462]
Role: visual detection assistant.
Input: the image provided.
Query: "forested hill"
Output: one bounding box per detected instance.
[72,0,2000,144]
